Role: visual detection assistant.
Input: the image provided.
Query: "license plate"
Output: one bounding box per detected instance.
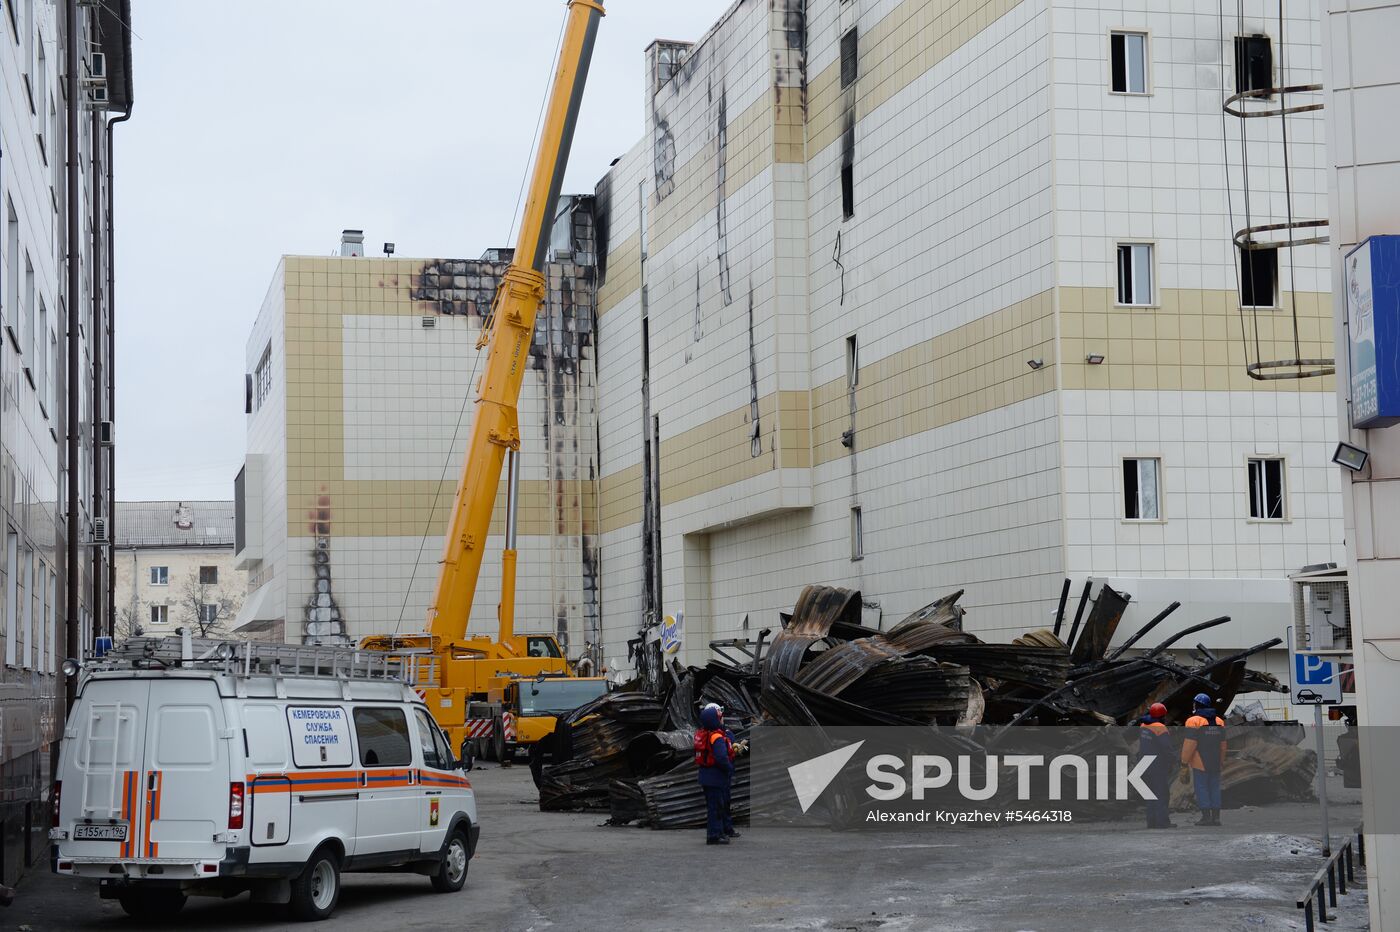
[73,823,128,842]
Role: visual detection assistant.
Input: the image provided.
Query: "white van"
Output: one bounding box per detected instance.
[50,635,479,922]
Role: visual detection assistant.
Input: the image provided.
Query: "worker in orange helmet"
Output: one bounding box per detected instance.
[1138,702,1174,829]
[1181,693,1227,826]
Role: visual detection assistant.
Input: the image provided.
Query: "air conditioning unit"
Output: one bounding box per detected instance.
[99,420,113,446]
[92,517,109,544]
[421,316,436,328]
[1291,564,1352,655]
[84,86,109,109]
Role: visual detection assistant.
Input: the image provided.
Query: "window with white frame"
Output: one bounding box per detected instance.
[1123,457,1162,520]
[845,334,859,389]
[1239,247,1277,308]
[1116,243,1154,306]
[850,506,864,561]
[254,342,273,411]
[1248,457,1286,520]
[4,529,17,668]
[21,548,33,669]
[1110,31,1148,94]
[149,565,169,586]
[150,604,169,626]
[199,604,219,625]
[4,200,18,343]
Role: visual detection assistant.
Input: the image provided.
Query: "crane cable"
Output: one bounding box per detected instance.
[393,9,568,635]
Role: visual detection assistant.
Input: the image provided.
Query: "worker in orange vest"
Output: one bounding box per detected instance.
[1138,702,1174,828]
[1181,693,1227,826]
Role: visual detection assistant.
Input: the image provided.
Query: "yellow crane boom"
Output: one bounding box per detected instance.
[429,0,603,644]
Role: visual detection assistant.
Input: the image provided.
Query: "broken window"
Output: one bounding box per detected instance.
[1123,458,1161,520]
[1248,458,1286,520]
[841,163,854,220]
[1239,246,1277,308]
[850,506,864,561]
[1116,243,1153,306]
[1235,35,1272,96]
[846,335,859,389]
[1110,31,1148,94]
[840,28,858,89]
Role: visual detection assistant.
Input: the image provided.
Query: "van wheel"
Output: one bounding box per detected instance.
[117,887,186,919]
[289,845,341,921]
[430,829,470,893]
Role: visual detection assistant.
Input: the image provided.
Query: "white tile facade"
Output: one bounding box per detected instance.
[591,0,1344,674]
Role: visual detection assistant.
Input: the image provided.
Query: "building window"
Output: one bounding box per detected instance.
[199,604,219,625]
[1116,243,1154,306]
[21,548,33,669]
[254,342,272,411]
[150,604,168,625]
[5,530,17,668]
[24,254,34,363]
[1239,247,1277,308]
[199,565,219,585]
[1123,457,1162,520]
[841,163,854,220]
[1248,457,1286,520]
[34,37,45,157]
[840,28,858,89]
[850,506,864,561]
[1110,31,1148,94]
[845,335,859,389]
[1235,35,1272,96]
[35,299,47,413]
[4,200,18,345]
[149,565,169,586]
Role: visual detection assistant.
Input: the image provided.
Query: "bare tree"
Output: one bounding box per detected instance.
[115,601,146,642]
[177,568,239,638]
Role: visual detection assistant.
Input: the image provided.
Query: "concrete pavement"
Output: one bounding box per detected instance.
[9,763,1369,930]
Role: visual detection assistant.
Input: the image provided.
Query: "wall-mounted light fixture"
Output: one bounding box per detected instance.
[1086,353,1106,365]
[1333,441,1369,472]
[1027,358,1045,370]
[383,242,396,256]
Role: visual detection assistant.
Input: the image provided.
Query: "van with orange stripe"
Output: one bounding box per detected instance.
[50,634,480,922]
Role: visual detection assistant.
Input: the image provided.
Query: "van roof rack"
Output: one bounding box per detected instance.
[85,634,439,685]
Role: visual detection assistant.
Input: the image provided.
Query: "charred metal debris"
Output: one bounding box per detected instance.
[537,580,1293,827]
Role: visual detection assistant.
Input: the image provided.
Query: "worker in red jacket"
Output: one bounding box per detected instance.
[696,704,734,845]
[1181,693,1227,826]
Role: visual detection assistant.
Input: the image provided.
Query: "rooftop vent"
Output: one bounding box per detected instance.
[339,229,365,257]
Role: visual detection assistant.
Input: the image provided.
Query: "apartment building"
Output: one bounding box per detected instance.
[0,0,131,886]
[235,213,600,654]
[112,501,246,638]
[591,0,1342,689]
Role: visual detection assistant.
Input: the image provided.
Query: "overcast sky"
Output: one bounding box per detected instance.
[115,0,731,501]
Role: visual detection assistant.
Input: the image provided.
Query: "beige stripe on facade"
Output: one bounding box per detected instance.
[281,257,598,540]
[807,0,1029,159]
[1058,288,1335,393]
[600,292,1057,531]
[599,0,1030,321]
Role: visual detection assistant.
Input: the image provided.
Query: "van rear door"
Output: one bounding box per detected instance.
[64,680,150,859]
[141,679,232,860]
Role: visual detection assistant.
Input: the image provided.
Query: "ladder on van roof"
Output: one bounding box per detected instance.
[87,635,440,686]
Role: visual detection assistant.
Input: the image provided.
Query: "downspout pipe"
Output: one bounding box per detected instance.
[64,0,81,706]
[89,108,102,638]
[105,106,131,640]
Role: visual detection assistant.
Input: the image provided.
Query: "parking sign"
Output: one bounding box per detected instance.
[1290,651,1343,705]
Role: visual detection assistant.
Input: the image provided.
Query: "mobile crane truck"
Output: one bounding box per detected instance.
[361,0,608,777]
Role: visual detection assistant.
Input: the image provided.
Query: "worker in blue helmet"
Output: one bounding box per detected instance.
[1181,693,1227,826]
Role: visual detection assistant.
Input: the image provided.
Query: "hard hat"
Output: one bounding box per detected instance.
[1193,692,1212,707]
[1148,702,1168,719]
